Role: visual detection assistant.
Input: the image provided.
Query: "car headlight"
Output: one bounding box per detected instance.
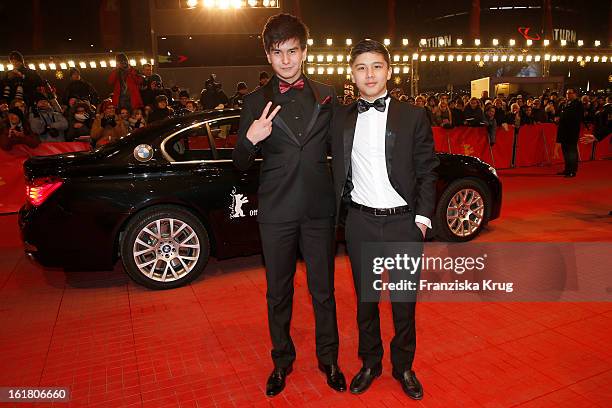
[488,165,498,177]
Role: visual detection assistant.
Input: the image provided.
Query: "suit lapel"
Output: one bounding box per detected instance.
[385,97,400,179]
[263,77,301,146]
[343,103,358,178]
[301,78,323,145]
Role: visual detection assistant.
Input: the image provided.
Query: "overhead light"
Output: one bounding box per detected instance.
[559,55,566,62]
[534,55,541,62]
[140,58,147,65]
[110,60,117,67]
[457,54,463,61]
[593,56,600,62]
[551,55,558,62]
[561,40,567,46]
[509,39,516,46]
[345,38,352,46]
[474,54,481,61]
[420,55,426,61]
[307,39,313,46]
[438,54,445,61]
[568,55,575,62]
[447,54,454,61]
[420,38,426,46]
[439,39,445,46]
[338,67,344,74]
[492,55,499,62]
[7,64,13,70]
[403,66,409,73]
[393,54,400,62]
[602,56,608,63]
[38,63,47,70]
[0,64,4,72]
[456,38,463,46]
[412,53,419,60]
[28,63,36,70]
[316,54,323,62]
[186,0,198,7]
[129,59,136,66]
[49,63,56,70]
[100,60,107,67]
[501,55,507,61]
[203,0,214,6]
[326,54,333,62]
[327,67,334,74]
[429,55,436,61]
[474,39,481,46]
[68,61,76,68]
[484,54,490,61]
[402,54,409,61]
[518,55,524,62]
[585,56,591,62]
[402,38,408,46]
[79,61,86,68]
[307,67,315,75]
[326,38,332,46]
[577,40,584,47]
[393,67,400,74]
[89,61,97,68]
[317,67,324,74]
[543,39,550,46]
[465,55,471,61]
[544,54,551,60]
[248,0,257,6]
[492,38,499,46]
[384,38,391,46]
[594,40,601,47]
[60,62,67,70]
[509,55,515,61]
[526,39,533,46]
[307,55,314,62]
[526,55,533,62]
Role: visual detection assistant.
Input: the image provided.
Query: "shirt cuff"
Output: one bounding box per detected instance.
[415,215,432,229]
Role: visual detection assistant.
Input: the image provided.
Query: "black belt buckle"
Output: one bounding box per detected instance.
[373,208,387,217]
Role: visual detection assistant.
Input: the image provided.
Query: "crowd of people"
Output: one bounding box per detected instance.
[1,49,610,152]
[0,50,270,151]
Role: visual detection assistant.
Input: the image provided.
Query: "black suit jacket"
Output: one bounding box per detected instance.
[557,98,584,143]
[331,98,439,223]
[232,76,336,223]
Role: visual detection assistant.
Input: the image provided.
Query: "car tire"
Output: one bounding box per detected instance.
[435,178,490,242]
[120,205,210,289]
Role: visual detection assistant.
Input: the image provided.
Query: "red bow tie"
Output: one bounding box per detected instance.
[279,78,305,94]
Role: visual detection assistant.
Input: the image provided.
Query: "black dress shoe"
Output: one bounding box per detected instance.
[265,365,292,397]
[564,172,576,178]
[349,364,382,394]
[392,369,423,400]
[318,363,347,392]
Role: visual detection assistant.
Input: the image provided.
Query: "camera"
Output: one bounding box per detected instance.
[101,116,117,128]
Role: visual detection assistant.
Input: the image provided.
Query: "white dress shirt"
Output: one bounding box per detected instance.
[350,93,432,229]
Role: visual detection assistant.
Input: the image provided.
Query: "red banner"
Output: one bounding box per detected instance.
[0,142,90,214]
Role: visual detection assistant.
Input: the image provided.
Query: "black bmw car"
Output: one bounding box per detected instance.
[19,109,501,289]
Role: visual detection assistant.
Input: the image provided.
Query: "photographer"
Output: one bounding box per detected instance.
[29,94,68,142]
[63,67,99,106]
[147,94,173,124]
[199,74,228,110]
[140,74,173,109]
[0,107,40,151]
[2,51,43,107]
[91,99,127,147]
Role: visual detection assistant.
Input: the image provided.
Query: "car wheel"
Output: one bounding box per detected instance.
[121,205,210,289]
[435,179,489,242]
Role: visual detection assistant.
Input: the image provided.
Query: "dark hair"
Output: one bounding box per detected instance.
[236,82,248,91]
[8,51,24,63]
[262,13,309,52]
[349,39,390,66]
[259,71,270,80]
[69,67,80,77]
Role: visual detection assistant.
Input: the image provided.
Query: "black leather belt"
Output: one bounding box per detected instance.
[350,201,411,216]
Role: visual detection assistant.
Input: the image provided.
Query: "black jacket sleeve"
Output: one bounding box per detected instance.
[413,108,440,219]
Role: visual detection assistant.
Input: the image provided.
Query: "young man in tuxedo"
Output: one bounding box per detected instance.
[330,40,439,400]
[232,14,345,397]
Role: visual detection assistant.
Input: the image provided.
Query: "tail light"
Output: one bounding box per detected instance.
[26,177,63,207]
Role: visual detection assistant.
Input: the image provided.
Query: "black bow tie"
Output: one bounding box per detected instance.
[357,95,388,114]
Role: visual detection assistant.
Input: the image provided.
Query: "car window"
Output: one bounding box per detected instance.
[208,117,240,160]
[166,123,214,162]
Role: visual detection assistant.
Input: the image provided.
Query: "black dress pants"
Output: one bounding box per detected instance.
[345,207,423,374]
[259,216,339,368]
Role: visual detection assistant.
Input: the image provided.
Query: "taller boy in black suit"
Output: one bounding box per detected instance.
[330,40,439,400]
[232,14,345,397]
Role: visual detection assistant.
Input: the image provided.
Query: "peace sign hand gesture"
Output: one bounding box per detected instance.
[246,102,282,145]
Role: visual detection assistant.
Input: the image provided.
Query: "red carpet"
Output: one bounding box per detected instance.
[0,160,610,407]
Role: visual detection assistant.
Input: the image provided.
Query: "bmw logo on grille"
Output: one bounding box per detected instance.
[134,144,154,162]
